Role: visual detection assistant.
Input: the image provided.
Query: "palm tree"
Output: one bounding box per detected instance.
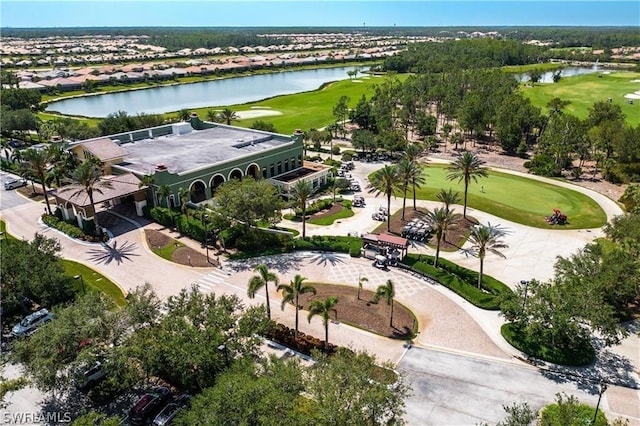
[357,274,368,300]
[0,139,10,162]
[307,296,339,351]
[10,148,23,164]
[178,187,190,216]
[206,109,218,122]
[467,223,509,289]
[24,148,53,214]
[278,274,316,339]
[436,188,461,214]
[397,158,413,221]
[424,207,460,268]
[404,144,427,210]
[374,280,395,326]
[370,165,400,232]
[446,152,488,218]
[290,180,315,239]
[247,264,278,320]
[157,184,172,208]
[138,174,156,206]
[218,108,239,125]
[63,160,113,235]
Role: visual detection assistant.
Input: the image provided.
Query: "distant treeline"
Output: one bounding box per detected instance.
[3,26,640,49]
[382,39,544,73]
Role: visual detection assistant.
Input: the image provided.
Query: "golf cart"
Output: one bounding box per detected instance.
[373,255,388,269]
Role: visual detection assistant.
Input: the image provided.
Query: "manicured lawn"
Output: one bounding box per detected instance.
[521,71,640,126]
[1,220,126,306]
[370,164,607,229]
[189,74,407,134]
[151,238,185,261]
[307,206,354,225]
[501,63,564,73]
[63,260,127,307]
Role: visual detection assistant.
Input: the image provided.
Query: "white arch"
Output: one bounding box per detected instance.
[189,179,207,192]
[228,168,244,181]
[209,173,226,188]
[245,162,261,178]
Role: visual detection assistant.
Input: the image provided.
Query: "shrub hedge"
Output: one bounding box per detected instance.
[401,254,512,310]
[294,235,362,257]
[41,214,107,242]
[269,323,337,356]
[501,323,595,366]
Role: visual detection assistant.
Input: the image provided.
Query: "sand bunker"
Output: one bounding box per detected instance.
[630,79,640,83]
[236,109,283,119]
[351,80,363,83]
[624,94,640,99]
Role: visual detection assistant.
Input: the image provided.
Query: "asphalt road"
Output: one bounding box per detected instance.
[399,346,602,425]
[0,171,30,211]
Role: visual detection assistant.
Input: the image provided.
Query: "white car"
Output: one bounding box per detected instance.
[4,178,27,190]
[75,361,107,391]
[11,308,53,337]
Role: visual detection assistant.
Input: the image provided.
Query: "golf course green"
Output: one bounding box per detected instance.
[521,71,640,126]
[370,164,607,229]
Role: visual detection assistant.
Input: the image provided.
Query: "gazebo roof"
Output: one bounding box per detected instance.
[52,173,145,208]
[361,233,409,249]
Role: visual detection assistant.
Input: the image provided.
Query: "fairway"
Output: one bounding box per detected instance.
[521,71,640,126]
[189,74,405,135]
[371,165,607,229]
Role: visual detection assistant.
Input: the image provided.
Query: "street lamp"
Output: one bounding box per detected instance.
[592,382,608,425]
[73,274,86,294]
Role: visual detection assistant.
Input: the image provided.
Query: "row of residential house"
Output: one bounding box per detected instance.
[9,49,395,92]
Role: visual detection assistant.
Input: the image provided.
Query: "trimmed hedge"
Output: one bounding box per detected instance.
[401,254,512,310]
[294,235,362,257]
[501,323,595,367]
[41,214,107,242]
[269,322,337,356]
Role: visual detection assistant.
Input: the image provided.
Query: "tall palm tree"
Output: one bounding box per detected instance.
[138,174,156,206]
[374,280,395,326]
[278,274,316,339]
[370,165,400,232]
[307,296,339,351]
[446,152,488,218]
[397,158,413,221]
[157,184,172,208]
[63,160,113,235]
[290,180,315,239]
[404,144,428,211]
[24,148,53,214]
[0,139,10,163]
[357,274,368,300]
[247,264,278,320]
[467,223,509,289]
[178,187,190,216]
[218,108,239,125]
[436,188,461,214]
[424,207,461,268]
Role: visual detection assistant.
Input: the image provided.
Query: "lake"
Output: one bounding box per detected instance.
[46,66,367,118]
[517,66,601,83]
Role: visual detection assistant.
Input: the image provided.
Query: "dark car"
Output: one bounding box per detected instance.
[8,140,23,148]
[128,387,171,426]
[152,395,191,426]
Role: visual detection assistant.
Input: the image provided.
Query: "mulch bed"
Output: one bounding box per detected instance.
[375,207,475,251]
[145,229,218,267]
[310,203,344,220]
[298,283,416,339]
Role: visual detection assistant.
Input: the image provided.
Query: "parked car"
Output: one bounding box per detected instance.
[75,361,107,392]
[4,178,27,190]
[8,140,23,148]
[128,387,171,426]
[11,308,53,337]
[152,394,191,426]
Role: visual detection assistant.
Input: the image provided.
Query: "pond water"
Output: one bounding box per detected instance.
[517,65,601,83]
[46,66,367,118]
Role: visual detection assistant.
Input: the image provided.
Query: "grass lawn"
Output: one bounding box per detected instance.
[307,206,354,225]
[521,71,640,126]
[1,220,126,306]
[189,74,406,135]
[151,238,185,261]
[63,260,127,307]
[501,63,564,73]
[370,164,607,229]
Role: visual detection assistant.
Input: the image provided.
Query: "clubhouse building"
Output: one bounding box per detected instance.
[52,114,330,228]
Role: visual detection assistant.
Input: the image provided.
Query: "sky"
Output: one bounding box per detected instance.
[1,1,639,28]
